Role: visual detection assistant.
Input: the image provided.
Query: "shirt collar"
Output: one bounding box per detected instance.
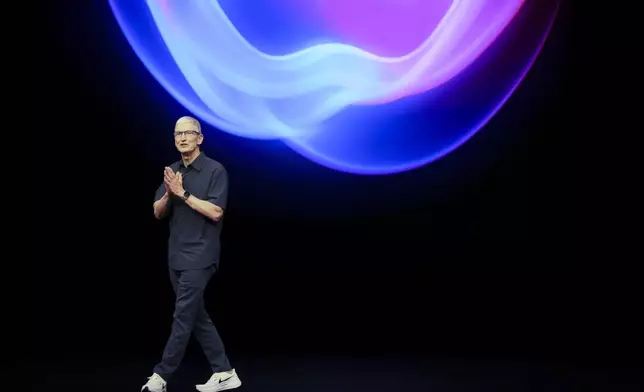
[181,152,205,171]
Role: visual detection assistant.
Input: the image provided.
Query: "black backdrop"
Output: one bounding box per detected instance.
[33,1,636,372]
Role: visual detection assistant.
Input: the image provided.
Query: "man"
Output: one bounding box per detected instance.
[142,116,241,392]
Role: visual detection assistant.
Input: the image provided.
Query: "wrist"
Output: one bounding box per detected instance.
[180,189,190,200]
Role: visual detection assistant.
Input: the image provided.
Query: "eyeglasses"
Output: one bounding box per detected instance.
[174,130,200,138]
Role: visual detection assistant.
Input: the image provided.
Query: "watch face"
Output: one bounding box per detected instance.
[183,191,190,199]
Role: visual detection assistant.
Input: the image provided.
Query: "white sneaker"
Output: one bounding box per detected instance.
[142,373,167,392]
[195,369,241,392]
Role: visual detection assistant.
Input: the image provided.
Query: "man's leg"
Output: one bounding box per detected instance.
[167,265,232,372]
[192,288,232,372]
[152,267,213,380]
[190,267,241,391]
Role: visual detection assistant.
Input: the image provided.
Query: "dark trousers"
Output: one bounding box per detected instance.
[153,265,231,380]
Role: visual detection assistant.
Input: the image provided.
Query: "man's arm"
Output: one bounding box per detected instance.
[167,166,228,222]
[153,191,171,219]
[153,182,171,219]
[186,167,228,221]
[184,194,223,222]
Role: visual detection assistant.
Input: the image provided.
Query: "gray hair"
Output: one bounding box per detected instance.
[175,116,201,133]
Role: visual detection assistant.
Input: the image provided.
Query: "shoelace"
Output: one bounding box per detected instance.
[207,371,232,384]
[147,374,164,386]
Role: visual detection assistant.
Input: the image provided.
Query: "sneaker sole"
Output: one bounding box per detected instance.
[196,378,241,392]
[142,387,166,392]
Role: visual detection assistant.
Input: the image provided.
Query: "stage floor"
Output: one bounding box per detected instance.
[32,355,640,391]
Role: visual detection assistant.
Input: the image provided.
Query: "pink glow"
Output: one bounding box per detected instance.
[313,0,453,57]
[307,0,525,104]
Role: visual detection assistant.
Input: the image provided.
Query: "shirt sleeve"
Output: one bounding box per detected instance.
[154,182,166,203]
[207,167,229,210]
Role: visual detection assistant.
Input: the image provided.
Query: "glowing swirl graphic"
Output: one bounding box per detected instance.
[109,0,558,174]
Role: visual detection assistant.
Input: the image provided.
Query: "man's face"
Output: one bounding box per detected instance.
[174,121,203,154]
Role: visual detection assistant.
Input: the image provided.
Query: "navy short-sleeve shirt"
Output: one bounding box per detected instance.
[154,153,228,270]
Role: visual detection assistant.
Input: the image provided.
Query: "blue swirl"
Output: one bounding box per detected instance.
[108,0,558,174]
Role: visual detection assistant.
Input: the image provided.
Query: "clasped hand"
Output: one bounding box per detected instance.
[164,167,185,196]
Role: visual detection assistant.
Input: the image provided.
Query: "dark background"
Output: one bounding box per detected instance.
[33,0,636,376]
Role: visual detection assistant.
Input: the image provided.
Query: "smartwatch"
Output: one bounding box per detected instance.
[182,190,191,201]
